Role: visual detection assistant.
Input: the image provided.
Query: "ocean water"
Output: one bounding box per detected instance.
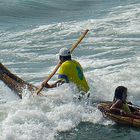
[0,0,140,140]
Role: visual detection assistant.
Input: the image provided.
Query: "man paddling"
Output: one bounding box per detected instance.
[42,47,90,95]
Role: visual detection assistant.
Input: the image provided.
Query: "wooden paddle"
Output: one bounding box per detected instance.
[36,29,89,95]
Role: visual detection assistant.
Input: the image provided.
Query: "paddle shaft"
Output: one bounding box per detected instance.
[36,63,61,95]
[70,29,89,53]
[36,29,89,95]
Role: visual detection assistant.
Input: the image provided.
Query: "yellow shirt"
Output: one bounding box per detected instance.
[122,102,131,114]
[58,60,89,93]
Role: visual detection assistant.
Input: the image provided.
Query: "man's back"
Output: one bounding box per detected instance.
[58,60,89,93]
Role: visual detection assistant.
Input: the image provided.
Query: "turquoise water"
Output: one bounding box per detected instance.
[0,0,140,140]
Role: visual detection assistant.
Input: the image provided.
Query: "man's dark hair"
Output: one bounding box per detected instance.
[60,55,71,61]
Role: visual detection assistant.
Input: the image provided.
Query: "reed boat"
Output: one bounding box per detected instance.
[0,63,38,99]
[98,102,140,128]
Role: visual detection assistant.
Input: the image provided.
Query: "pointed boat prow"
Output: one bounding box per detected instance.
[0,63,38,99]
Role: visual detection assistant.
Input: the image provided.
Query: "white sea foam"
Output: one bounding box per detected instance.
[0,84,102,140]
